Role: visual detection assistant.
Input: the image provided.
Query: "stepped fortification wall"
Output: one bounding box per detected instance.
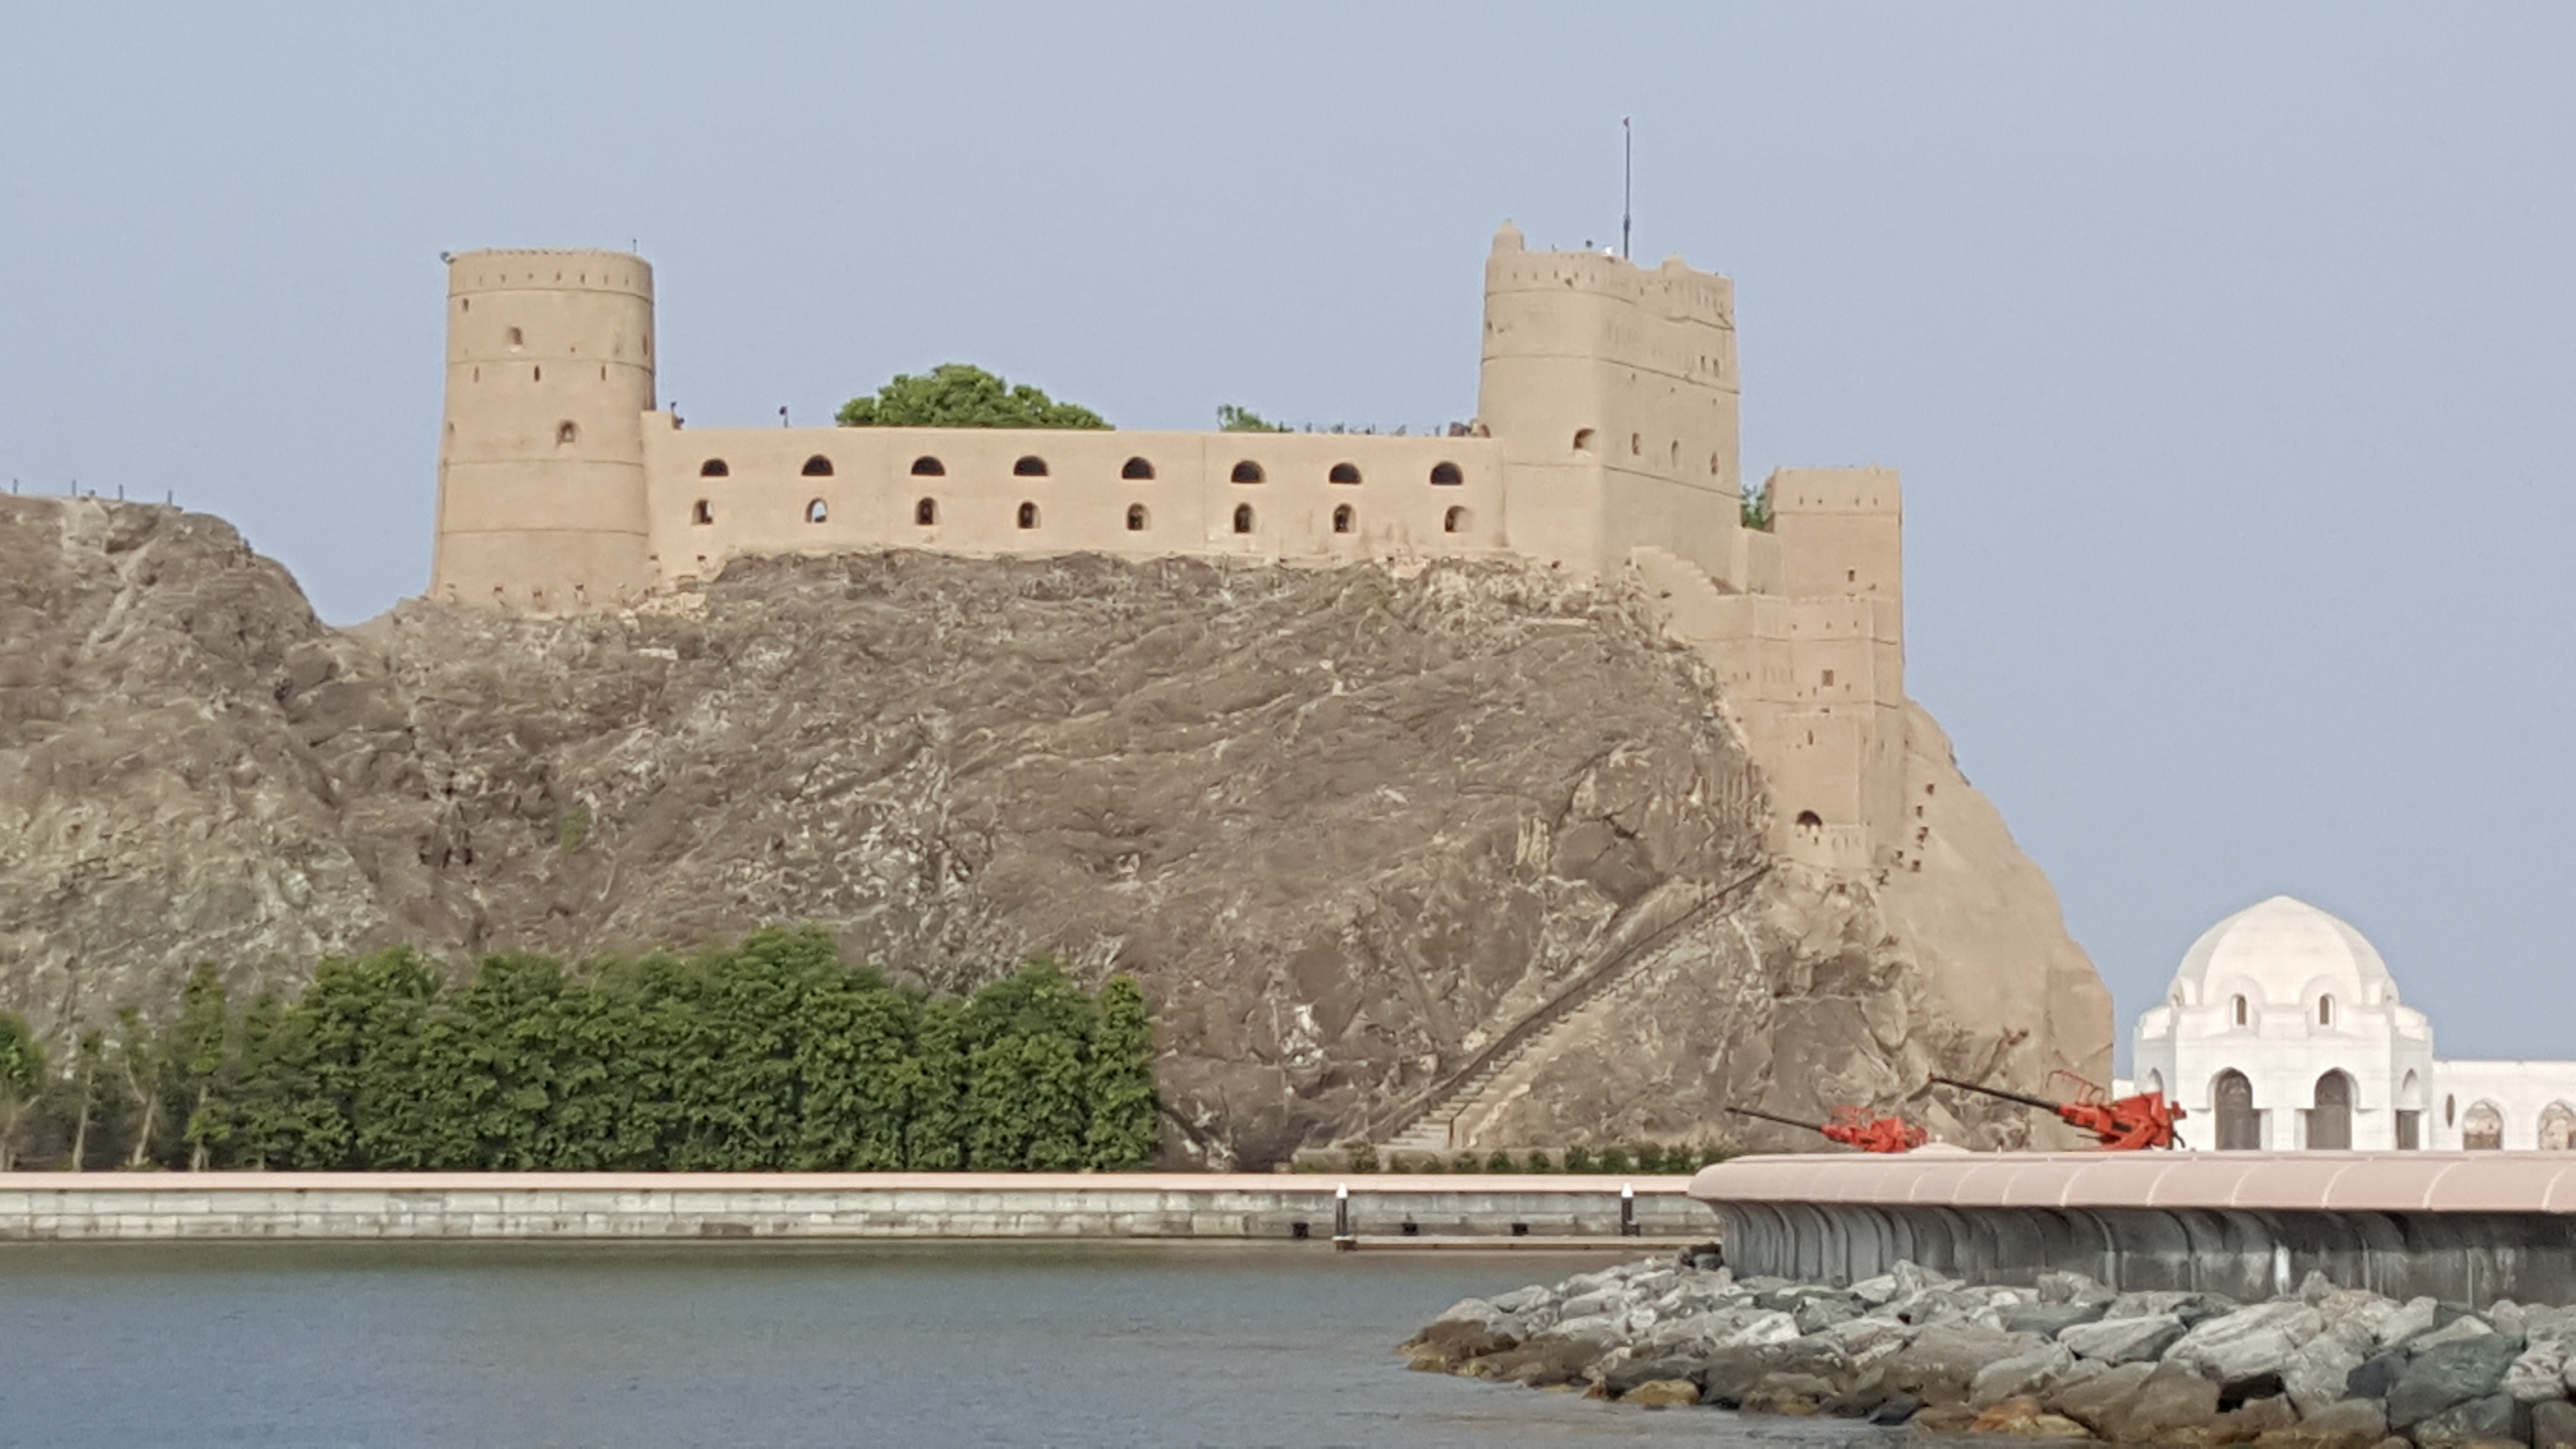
[426,226,1912,877]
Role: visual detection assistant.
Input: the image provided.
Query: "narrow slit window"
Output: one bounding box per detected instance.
[1443,506,1467,533]
[915,498,938,525]
[805,498,829,524]
[691,499,714,525]
[1126,504,1148,531]
[1332,504,1354,533]
[1017,501,1039,529]
[1232,503,1255,533]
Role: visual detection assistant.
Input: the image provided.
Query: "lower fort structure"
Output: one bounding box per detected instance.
[428,225,1918,878]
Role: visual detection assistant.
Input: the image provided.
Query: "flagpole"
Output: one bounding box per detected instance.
[1621,116,1632,260]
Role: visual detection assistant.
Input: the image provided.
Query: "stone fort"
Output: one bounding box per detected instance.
[431,224,1913,878]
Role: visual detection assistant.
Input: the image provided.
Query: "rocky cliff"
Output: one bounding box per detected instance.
[0,497,2108,1165]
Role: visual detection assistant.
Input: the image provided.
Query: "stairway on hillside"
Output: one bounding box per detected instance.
[1375,867,1767,1159]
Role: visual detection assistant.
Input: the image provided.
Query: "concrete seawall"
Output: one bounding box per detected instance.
[0,1173,1707,1244]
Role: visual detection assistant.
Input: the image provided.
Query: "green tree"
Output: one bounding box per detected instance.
[1741,481,1772,531]
[62,1029,105,1171]
[837,364,1109,430]
[1216,403,1287,433]
[900,998,968,1170]
[172,966,234,1171]
[109,1006,172,1168]
[961,961,1096,1170]
[0,1012,45,1172]
[1082,977,1159,1170]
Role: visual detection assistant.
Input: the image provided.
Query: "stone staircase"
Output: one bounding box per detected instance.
[1375,865,1768,1158]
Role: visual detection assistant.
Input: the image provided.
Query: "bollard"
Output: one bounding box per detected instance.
[1334,1182,1352,1251]
[1621,1183,1638,1237]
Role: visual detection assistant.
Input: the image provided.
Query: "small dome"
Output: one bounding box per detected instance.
[2171,896,2397,1006]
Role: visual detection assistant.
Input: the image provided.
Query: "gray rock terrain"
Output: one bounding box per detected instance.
[0,496,2105,1164]
[1403,1257,2576,1445]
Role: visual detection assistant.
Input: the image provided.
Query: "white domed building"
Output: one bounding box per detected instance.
[2131,896,2576,1152]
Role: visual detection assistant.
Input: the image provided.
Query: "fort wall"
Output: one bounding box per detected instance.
[425,230,1919,879]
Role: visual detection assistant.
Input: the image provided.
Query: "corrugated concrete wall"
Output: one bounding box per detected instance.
[0,1173,1710,1243]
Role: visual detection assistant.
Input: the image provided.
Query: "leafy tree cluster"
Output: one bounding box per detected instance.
[2,930,1159,1173]
[1215,403,1288,433]
[836,364,1109,430]
[1740,480,1773,531]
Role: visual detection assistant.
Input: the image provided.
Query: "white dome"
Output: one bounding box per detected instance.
[2172,895,2397,1007]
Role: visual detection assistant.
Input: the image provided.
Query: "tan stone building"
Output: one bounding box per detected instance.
[430,226,1916,880]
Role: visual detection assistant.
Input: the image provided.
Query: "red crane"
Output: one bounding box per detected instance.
[1932,1071,2187,1151]
[1726,1103,1930,1154]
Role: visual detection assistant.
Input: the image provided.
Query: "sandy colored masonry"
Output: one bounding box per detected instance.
[0,1173,1706,1242]
[427,229,1912,874]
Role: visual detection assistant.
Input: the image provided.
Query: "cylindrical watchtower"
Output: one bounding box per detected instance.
[432,249,656,612]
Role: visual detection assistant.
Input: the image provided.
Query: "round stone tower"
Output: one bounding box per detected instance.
[432,248,656,612]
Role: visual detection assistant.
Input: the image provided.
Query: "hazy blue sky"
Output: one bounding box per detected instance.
[7,4,2572,1065]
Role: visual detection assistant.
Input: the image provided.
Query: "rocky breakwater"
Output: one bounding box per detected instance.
[1404,1255,2576,1447]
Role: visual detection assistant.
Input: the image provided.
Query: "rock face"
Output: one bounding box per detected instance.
[1406,1256,2576,1446]
[0,497,2110,1164]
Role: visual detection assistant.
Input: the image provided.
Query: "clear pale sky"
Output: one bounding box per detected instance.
[7,4,2572,1065]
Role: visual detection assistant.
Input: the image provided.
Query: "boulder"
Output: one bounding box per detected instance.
[1489,1285,1555,1315]
[1851,1272,1900,1306]
[1874,1326,2044,1406]
[2251,1398,2390,1449]
[1600,1355,1702,1398]
[1402,1319,1517,1371]
[2374,1297,2439,1351]
[1794,1295,1865,1334]
[1967,1395,2093,1438]
[1695,1346,1780,1408]
[2407,1392,2520,1449]
[2214,1394,2299,1442]
[1813,1313,1916,1367]
[2533,1397,2576,1449]
[2046,1360,2158,1435]
[2503,1338,2572,1402]
[1622,1378,1700,1408]
[2408,1317,2498,1355]
[2281,1333,2368,1417]
[2008,1302,2113,1339]
[2126,1360,2226,1441]
[2386,1334,2526,1429]
[2108,1291,2208,1320]
[1739,1371,1836,1415]
[2061,1313,2190,1365]
[2039,1271,2118,1307]
[2168,1302,2325,1385]
[1482,1336,1602,1389]
[1970,1344,2081,1410]
[1868,1392,1924,1425]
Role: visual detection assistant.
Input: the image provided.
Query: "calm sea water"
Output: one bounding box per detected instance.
[0,1241,1894,1448]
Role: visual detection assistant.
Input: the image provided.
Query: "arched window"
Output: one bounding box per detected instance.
[1014,455,1048,477]
[2214,1069,2260,1150]
[2232,995,2248,1027]
[915,498,938,526]
[1230,460,1265,484]
[691,499,714,526]
[2464,1100,2505,1151]
[1017,501,1039,529]
[805,499,828,524]
[1793,810,1823,832]
[2318,996,2335,1027]
[1121,456,1156,480]
[1328,462,1362,485]
[1332,504,1354,534]
[2541,1102,2576,1151]
[1430,461,1464,485]
[910,456,945,477]
[802,455,834,477]
[699,458,730,477]
[556,420,579,445]
[1232,503,1255,533]
[1443,506,1467,534]
[1572,429,1596,453]
[2308,1071,2353,1150]
[1126,504,1148,531]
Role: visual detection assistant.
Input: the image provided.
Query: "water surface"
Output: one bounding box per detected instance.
[0,1241,1893,1448]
